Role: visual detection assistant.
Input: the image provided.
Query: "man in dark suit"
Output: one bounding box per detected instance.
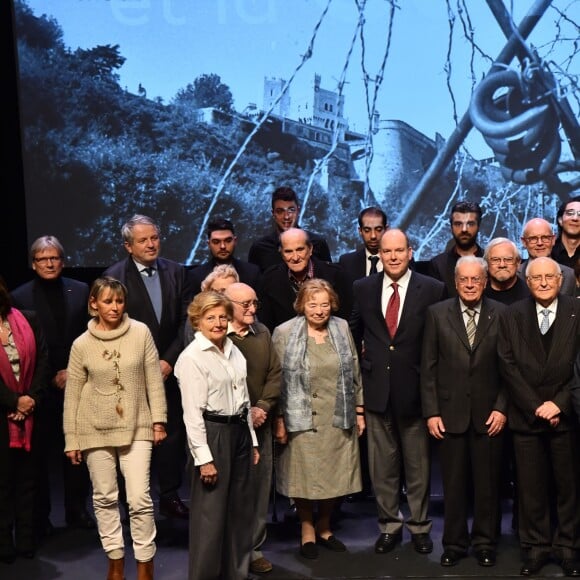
[259,228,351,332]
[350,229,446,556]
[189,218,260,296]
[338,206,387,501]
[519,218,576,296]
[498,257,580,577]
[104,215,192,519]
[428,201,484,297]
[11,235,94,534]
[248,186,332,272]
[338,207,387,283]
[421,256,507,568]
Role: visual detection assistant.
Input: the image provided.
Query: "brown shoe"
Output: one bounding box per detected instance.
[137,558,154,580]
[250,556,273,574]
[107,557,124,580]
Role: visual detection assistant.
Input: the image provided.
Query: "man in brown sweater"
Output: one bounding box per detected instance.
[225,283,281,575]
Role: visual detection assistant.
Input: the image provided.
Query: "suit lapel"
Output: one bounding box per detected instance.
[471,298,495,352]
[545,297,577,368]
[447,299,471,352]
[515,298,546,361]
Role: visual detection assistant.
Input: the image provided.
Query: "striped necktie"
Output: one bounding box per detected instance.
[465,308,476,347]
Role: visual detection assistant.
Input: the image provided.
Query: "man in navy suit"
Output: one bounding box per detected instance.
[104,215,192,519]
[421,256,507,568]
[498,257,580,577]
[188,218,260,296]
[11,235,94,534]
[338,207,388,284]
[350,229,445,556]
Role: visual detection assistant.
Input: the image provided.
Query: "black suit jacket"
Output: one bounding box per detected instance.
[350,271,446,417]
[338,247,368,284]
[104,257,191,367]
[188,257,261,295]
[248,229,332,273]
[11,277,89,375]
[421,297,507,434]
[428,245,484,297]
[498,295,580,433]
[259,257,352,332]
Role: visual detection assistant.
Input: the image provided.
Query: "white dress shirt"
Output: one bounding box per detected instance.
[174,331,257,465]
[535,299,558,333]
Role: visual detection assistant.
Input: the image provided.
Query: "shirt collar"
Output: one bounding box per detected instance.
[459,298,482,314]
[383,268,411,289]
[536,298,558,315]
[133,258,157,275]
[194,330,233,356]
[227,322,256,337]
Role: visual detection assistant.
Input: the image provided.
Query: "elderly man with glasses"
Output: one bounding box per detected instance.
[224,282,281,575]
[498,257,580,577]
[519,218,576,296]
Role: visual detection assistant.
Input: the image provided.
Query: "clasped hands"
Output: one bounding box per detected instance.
[535,401,560,427]
[7,394,35,421]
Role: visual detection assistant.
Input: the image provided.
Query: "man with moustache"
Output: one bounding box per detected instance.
[428,201,484,297]
[224,282,281,575]
[104,214,192,520]
[421,256,506,568]
[258,228,351,332]
[248,186,332,273]
[350,229,446,556]
[189,218,260,296]
[552,196,580,270]
[498,257,580,577]
[519,217,576,295]
[483,238,530,305]
[339,207,388,283]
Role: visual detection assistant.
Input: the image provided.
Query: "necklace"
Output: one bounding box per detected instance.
[97,337,124,417]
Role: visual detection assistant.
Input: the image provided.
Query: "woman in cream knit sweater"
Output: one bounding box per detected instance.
[64,277,167,580]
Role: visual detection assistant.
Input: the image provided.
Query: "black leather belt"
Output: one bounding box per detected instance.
[203,411,247,425]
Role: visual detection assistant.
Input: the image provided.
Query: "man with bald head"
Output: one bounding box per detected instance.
[498,257,580,577]
[519,218,576,296]
[258,228,352,331]
[224,282,281,574]
[350,229,446,556]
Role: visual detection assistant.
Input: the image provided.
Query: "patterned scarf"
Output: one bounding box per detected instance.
[281,316,355,432]
[0,309,37,451]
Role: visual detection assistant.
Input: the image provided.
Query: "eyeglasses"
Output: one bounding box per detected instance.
[523,235,554,244]
[456,276,485,285]
[274,207,297,216]
[230,299,260,310]
[563,209,580,218]
[488,257,516,265]
[34,256,62,264]
[527,273,561,284]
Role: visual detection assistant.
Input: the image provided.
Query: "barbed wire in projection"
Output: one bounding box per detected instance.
[184,0,335,265]
[300,0,370,224]
[357,0,397,208]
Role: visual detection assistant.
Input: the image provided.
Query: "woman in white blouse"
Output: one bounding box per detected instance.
[175,291,259,580]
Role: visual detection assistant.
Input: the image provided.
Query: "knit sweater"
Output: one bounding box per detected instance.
[64,315,167,452]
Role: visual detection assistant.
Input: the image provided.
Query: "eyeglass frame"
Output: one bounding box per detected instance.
[526,273,562,284]
[522,235,554,245]
[229,299,260,310]
[34,256,63,264]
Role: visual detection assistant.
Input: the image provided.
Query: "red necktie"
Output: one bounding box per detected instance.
[385,283,399,338]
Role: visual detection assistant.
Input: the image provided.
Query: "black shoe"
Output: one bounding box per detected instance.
[300,541,318,559]
[520,555,550,576]
[476,549,496,567]
[561,559,580,577]
[159,496,189,520]
[374,532,402,554]
[0,552,16,565]
[441,550,465,567]
[17,549,35,559]
[66,509,96,529]
[317,535,346,552]
[411,533,433,554]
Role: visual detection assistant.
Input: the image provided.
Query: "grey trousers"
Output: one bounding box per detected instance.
[188,420,253,580]
[366,410,432,536]
[251,422,273,561]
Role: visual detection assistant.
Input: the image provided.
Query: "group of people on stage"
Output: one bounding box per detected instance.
[1,187,580,580]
